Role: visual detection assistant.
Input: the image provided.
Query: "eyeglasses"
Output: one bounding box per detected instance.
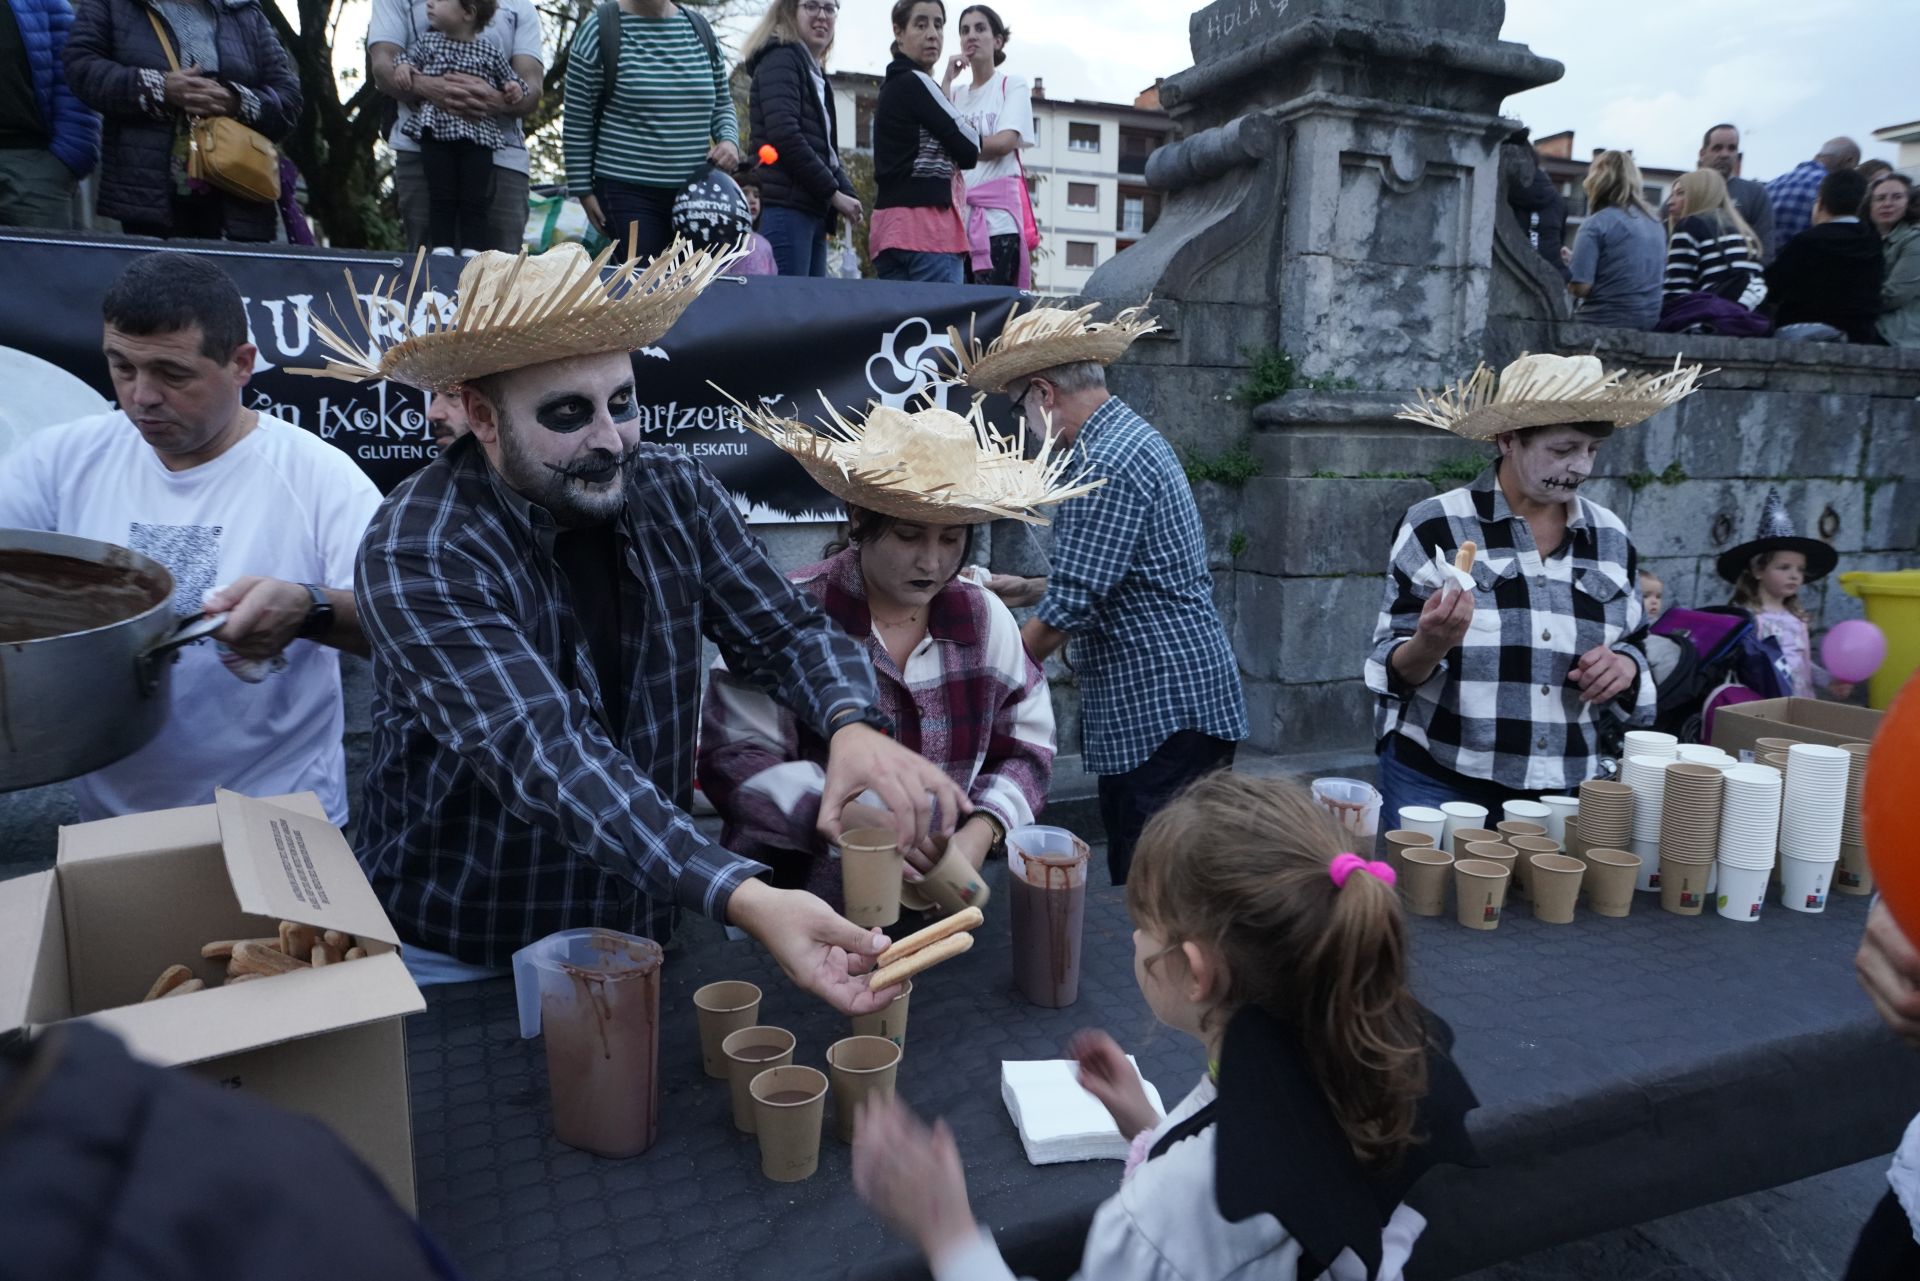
[799,2,839,13]
[1011,381,1042,417]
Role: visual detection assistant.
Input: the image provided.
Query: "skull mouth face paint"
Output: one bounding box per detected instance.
[1498,424,1609,507]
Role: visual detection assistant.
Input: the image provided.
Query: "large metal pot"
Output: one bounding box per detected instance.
[0,528,225,793]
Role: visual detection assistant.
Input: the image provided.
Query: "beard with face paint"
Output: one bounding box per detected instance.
[1498,424,1605,507]
[475,354,642,528]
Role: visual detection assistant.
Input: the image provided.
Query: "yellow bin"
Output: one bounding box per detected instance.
[1839,569,1920,710]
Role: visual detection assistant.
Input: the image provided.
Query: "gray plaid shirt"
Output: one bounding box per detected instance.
[1365,465,1655,792]
[354,439,876,966]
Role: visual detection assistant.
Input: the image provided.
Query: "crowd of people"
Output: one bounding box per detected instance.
[1519,125,1920,347]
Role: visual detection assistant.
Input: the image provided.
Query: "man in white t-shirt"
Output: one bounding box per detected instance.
[944,7,1034,287]
[367,0,545,255]
[0,253,382,826]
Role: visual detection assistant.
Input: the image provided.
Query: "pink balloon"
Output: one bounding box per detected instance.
[1821,619,1888,684]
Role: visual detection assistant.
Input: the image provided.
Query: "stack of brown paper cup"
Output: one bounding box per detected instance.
[1449,827,1502,858]
[1400,848,1453,916]
[1382,829,1436,879]
[751,1065,829,1182]
[1658,763,1724,916]
[1529,854,1585,924]
[1507,835,1561,901]
[1462,840,1517,883]
[1755,735,1801,755]
[1496,819,1547,844]
[840,828,905,929]
[723,1026,796,1135]
[1836,743,1872,895]
[1453,859,1509,931]
[1583,848,1641,917]
[1576,779,1634,855]
[827,1035,903,1143]
[693,980,762,1079]
[851,978,912,1049]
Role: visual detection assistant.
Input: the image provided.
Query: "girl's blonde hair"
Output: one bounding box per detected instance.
[1668,168,1762,259]
[1731,551,1810,622]
[1126,772,1429,1168]
[740,0,830,66]
[1584,150,1659,220]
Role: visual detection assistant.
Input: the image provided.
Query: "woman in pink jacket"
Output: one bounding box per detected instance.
[942,4,1034,287]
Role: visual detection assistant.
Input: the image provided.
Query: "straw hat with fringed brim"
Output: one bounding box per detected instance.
[1396,353,1708,441]
[718,390,1105,526]
[947,302,1159,394]
[292,237,745,392]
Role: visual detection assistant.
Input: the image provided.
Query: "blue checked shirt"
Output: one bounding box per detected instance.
[1364,466,1655,793]
[354,439,876,966]
[1036,397,1248,775]
[1766,159,1827,247]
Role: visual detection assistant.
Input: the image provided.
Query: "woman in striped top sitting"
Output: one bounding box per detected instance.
[563,0,741,262]
[1662,168,1766,309]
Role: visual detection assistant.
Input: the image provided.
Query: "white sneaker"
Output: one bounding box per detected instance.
[460,248,479,258]
[429,246,455,256]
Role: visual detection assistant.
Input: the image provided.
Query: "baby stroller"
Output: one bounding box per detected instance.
[1644,605,1794,745]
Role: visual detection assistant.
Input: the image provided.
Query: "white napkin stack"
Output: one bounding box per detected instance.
[1001,1058,1166,1166]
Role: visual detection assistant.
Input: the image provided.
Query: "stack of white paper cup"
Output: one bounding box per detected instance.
[1714,764,1783,923]
[1396,806,1448,846]
[1623,754,1672,891]
[1836,743,1872,895]
[1439,801,1490,849]
[1538,795,1580,845]
[1674,745,1736,767]
[1777,743,1851,914]
[1623,730,1680,760]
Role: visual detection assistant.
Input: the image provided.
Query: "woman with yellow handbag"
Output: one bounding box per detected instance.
[63,0,300,241]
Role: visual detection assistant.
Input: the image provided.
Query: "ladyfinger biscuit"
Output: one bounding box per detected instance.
[143,964,195,1002]
[343,947,367,961]
[867,931,974,991]
[200,937,281,960]
[279,921,318,961]
[876,906,984,969]
[322,930,353,952]
[232,939,308,977]
[159,978,205,998]
[1453,540,1478,574]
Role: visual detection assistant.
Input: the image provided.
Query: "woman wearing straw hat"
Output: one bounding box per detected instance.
[1369,353,1705,834]
[300,241,968,1013]
[951,302,1249,886]
[700,400,1082,907]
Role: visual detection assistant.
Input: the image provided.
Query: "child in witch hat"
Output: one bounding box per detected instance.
[1719,487,1850,699]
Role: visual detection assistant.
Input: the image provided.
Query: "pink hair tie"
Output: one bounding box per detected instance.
[1329,852,1396,889]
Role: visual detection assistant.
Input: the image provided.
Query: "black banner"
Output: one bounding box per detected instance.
[0,233,1020,523]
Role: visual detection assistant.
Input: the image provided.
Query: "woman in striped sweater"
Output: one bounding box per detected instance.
[1662,168,1766,309]
[563,0,740,262]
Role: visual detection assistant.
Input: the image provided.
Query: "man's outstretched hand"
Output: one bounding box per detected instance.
[818,722,971,851]
[726,878,902,1015]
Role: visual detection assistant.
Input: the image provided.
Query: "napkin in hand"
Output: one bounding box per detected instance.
[1429,546,1475,593]
[1001,1058,1166,1165]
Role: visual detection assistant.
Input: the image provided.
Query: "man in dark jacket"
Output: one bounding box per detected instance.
[744,10,862,277]
[1766,167,1886,344]
[0,0,97,228]
[62,0,300,241]
[0,1024,462,1281]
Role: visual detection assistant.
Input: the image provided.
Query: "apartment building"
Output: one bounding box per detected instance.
[829,73,1174,293]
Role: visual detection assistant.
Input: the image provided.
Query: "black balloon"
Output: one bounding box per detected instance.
[672,165,753,251]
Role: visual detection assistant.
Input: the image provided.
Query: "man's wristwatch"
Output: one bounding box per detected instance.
[296,582,334,640]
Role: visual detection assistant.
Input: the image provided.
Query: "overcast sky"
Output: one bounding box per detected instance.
[328,0,1908,179]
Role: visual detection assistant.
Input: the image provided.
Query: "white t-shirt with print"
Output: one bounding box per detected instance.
[367,0,544,174]
[0,412,382,825]
[949,71,1034,237]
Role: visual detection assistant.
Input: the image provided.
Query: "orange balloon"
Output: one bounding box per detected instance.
[1866,673,1920,939]
[758,144,779,166]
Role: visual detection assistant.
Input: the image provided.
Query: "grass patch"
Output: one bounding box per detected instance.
[1227,531,1249,558]
[1183,438,1263,487]
[1235,346,1359,404]
[1424,457,1485,490]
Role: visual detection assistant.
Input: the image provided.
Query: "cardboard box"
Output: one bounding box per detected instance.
[0,789,425,1209]
[1712,697,1884,761]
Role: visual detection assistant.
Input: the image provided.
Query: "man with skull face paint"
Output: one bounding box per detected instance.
[307,243,969,1012]
[1365,354,1705,828]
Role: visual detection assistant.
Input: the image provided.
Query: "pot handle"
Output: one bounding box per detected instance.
[136,613,229,695]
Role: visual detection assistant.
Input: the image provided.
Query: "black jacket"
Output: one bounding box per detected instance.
[1766,219,1887,344]
[745,39,852,225]
[872,52,976,211]
[63,0,299,240]
[0,1024,458,1281]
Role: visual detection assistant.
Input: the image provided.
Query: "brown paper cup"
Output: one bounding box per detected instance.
[1382,829,1436,879]
[693,980,762,1079]
[827,1035,902,1143]
[1583,849,1641,917]
[750,1064,828,1182]
[1450,827,1503,858]
[1563,817,1586,863]
[1400,848,1454,917]
[1496,820,1547,842]
[840,827,904,929]
[1529,854,1585,924]
[920,846,992,916]
[1508,836,1561,901]
[723,1025,796,1134]
[1658,857,1712,916]
[850,978,913,1049]
[1453,859,1509,931]
[1755,736,1800,753]
[1462,841,1516,883]
[1836,841,1874,896]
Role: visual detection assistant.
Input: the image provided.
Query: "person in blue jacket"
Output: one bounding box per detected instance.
[0,0,100,228]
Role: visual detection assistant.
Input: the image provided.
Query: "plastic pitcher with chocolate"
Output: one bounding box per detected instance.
[523,928,664,1158]
[1007,826,1089,1008]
